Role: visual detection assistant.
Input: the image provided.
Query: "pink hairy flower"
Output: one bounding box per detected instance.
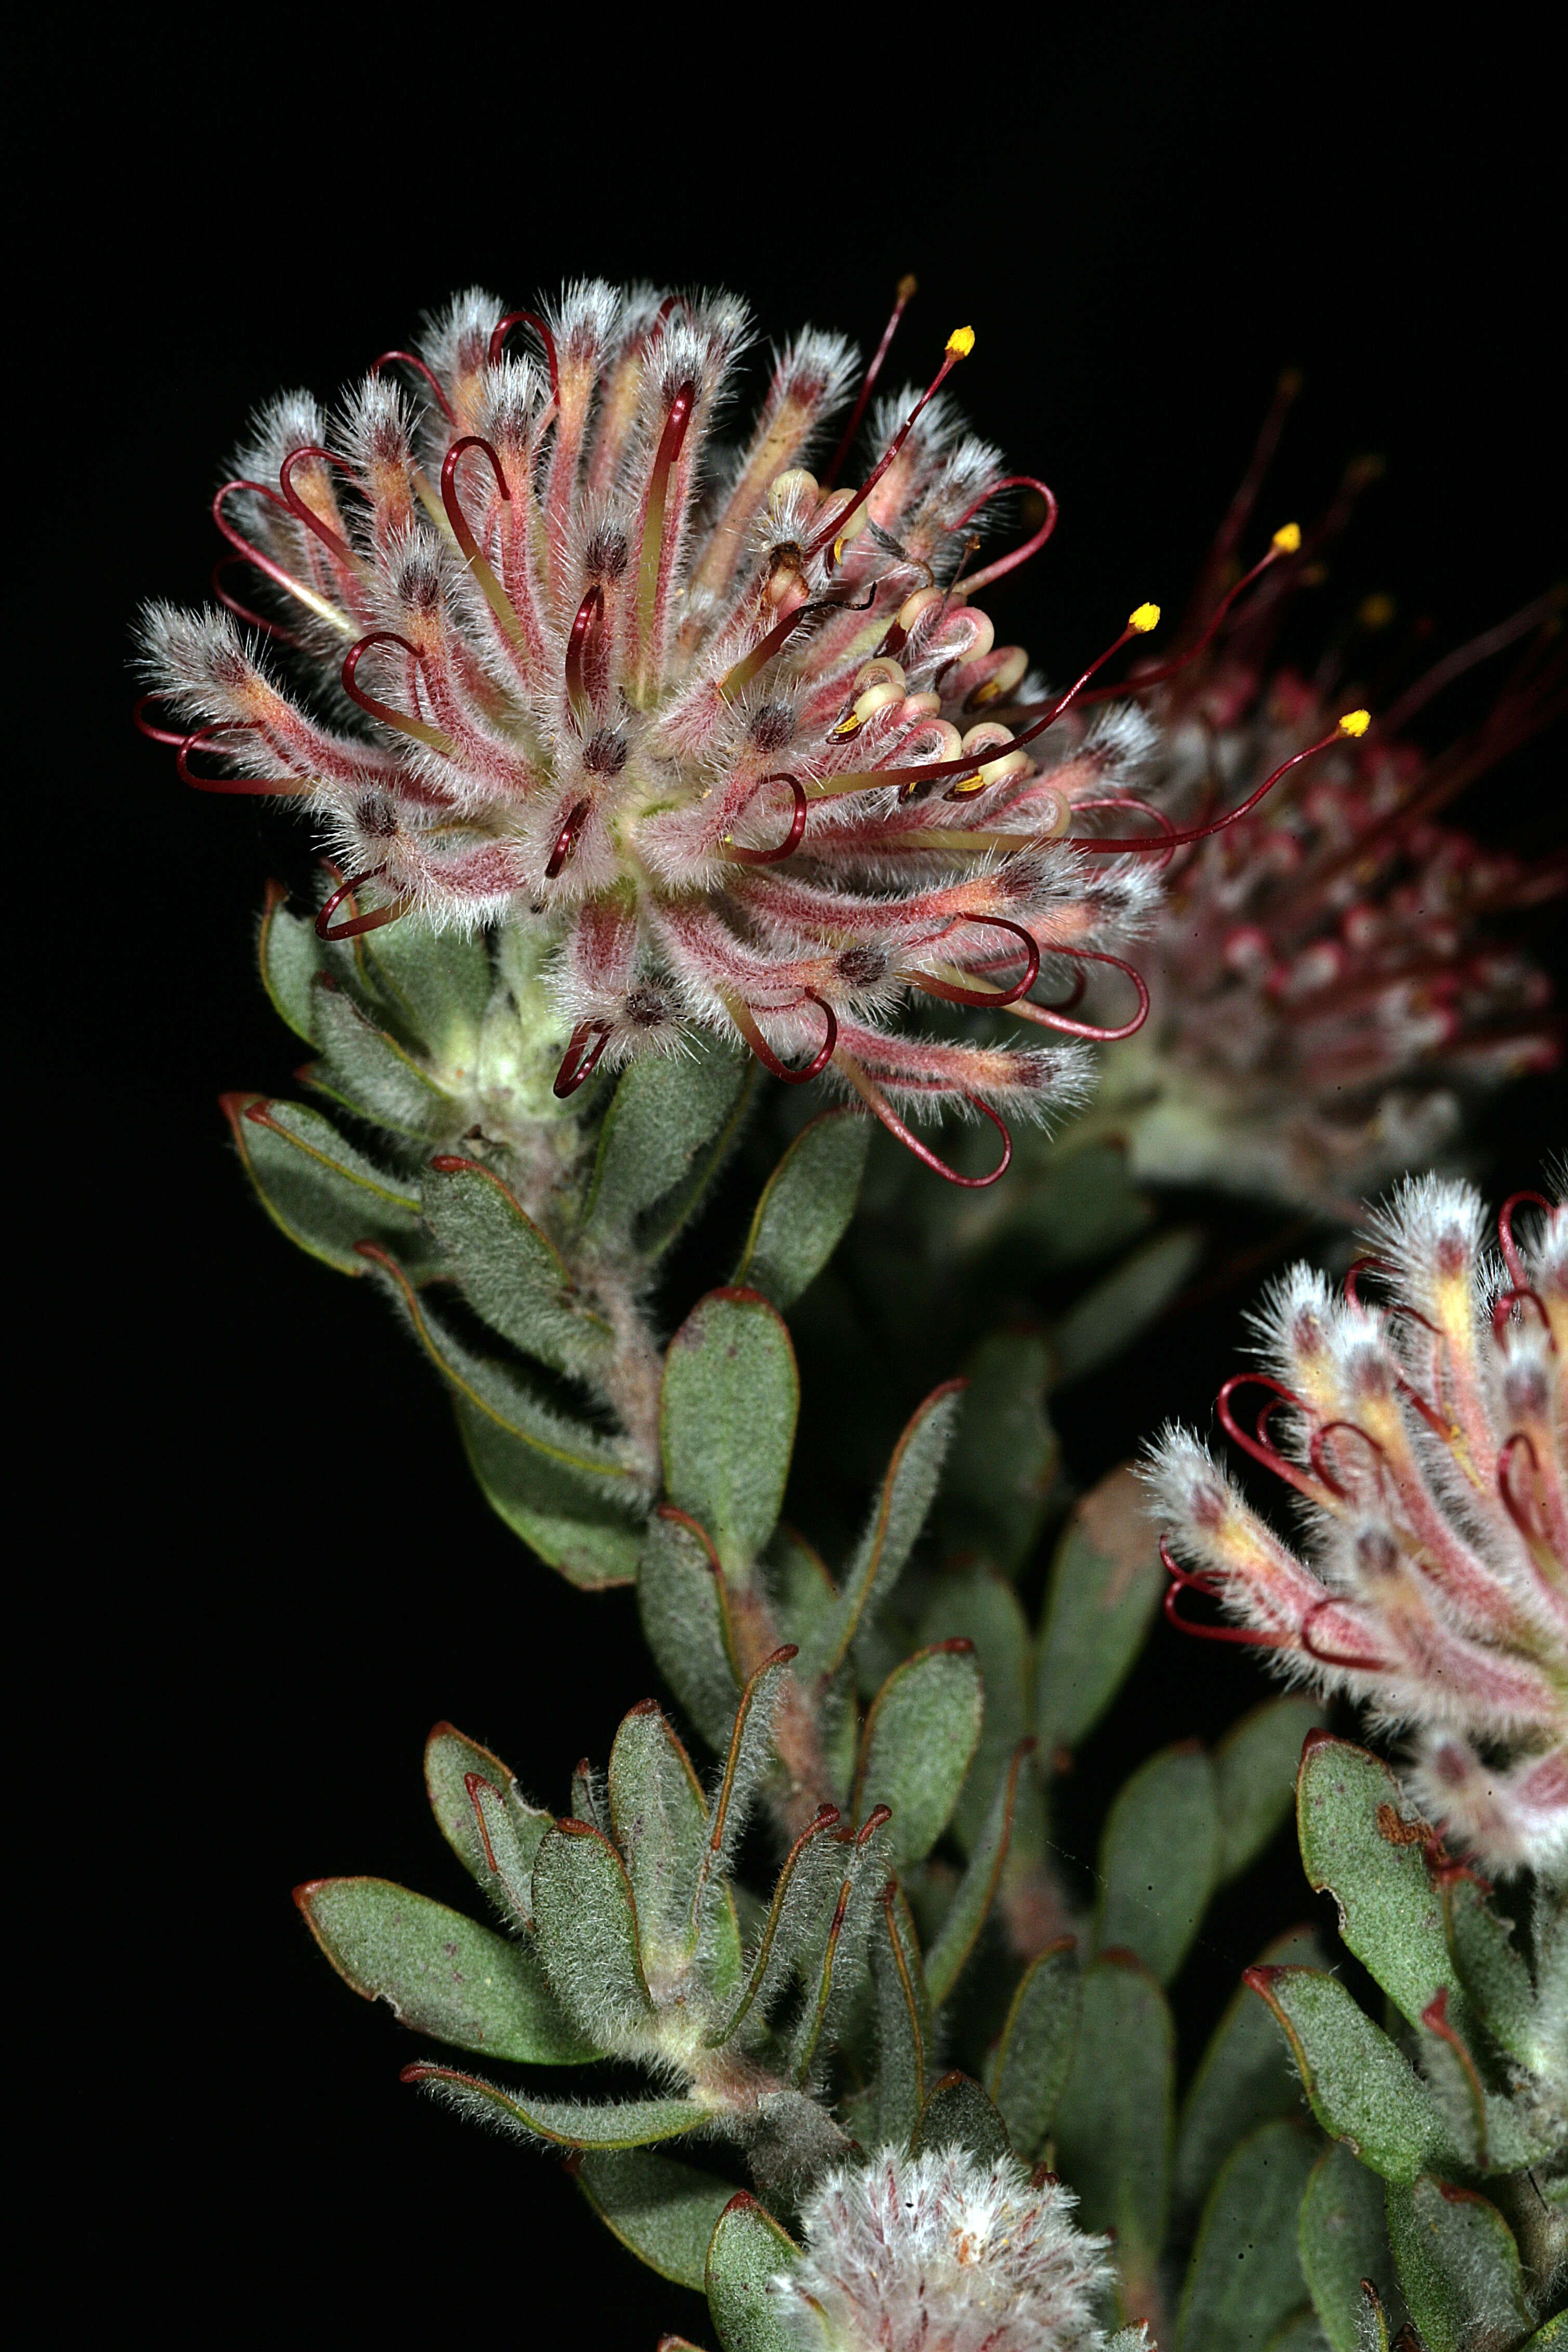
[770,2145,1118,2352]
[139,281,1351,1185]
[1144,1179,1568,1875]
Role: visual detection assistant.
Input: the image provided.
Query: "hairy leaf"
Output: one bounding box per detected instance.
[1215,1696,1324,1883]
[421,1156,613,1376]
[258,883,328,1044]
[1053,1952,1175,2291]
[530,1820,655,2045]
[296,1877,592,2063]
[1033,1465,1164,1758]
[1176,1926,1321,2220]
[586,1038,749,1244]
[221,1093,433,1277]
[936,1328,1059,1577]
[870,1882,932,2147]
[918,1567,1033,1854]
[405,2065,709,2149]
[1297,1735,1480,2042]
[854,1642,984,1874]
[1244,1966,1458,2183]
[1384,2176,1532,2352]
[458,1399,643,1588]
[732,1108,870,1310]
[1437,1869,1539,2070]
[988,1937,1080,2161]
[706,2194,802,2352]
[1298,2141,1404,2352]
[925,1740,1037,2006]
[1175,2117,1318,2352]
[357,912,491,1063]
[788,1811,893,2083]
[637,1508,743,1749]
[608,1702,709,1957]
[706,1805,845,2047]
[1047,1226,1204,1386]
[1096,1740,1220,1984]
[305,976,457,1136]
[818,1382,966,1677]
[424,1721,550,1907]
[911,2071,1012,2166]
[575,2148,738,2294]
[660,1291,799,1579]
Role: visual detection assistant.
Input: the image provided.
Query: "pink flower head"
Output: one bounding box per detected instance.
[771,2145,1116,2352]
[1144,1179,1568,1874]
[138,281,1191,1182]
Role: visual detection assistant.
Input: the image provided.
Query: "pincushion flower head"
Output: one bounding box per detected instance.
[770,2147,1120,2352]
[1145,1178,1568,1876]
[1078,379,1564,1214]
[136,276,1247,1182]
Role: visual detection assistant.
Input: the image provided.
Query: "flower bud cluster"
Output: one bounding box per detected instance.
[1145,1178,1567,1874]
[142,282,1164,1167]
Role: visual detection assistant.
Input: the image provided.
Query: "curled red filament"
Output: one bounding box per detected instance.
[736,992,839,1084]
[1301,1600,1390,1675]
[906,916,1041,1008]
[213,479,335,616]
[1070,721,1358,855]
[488,309,561,403]
[279,445,365,569]
[1010,947,1150,1041]
[1492,1287,1553,1346]
[1309,1419,1388,1500]
[1160,1537,1281,1645]
[441,435,511,564]
[1497,1432,1550,1549]
[835,1054,1014,1189]
[553,1019,613,1098]
[132,694,188,747]
[316,867,410,941]
[546,799,592,881]
[1070,795,1178,870]
[369,349,457,424]
[210,556,306,647]
[948,475,1060,595]
[342,632,443,742]
[725,775,809,865]
[1498,1190,1552,1290]
[1217,1373,1323,1502]
[176,721,295,795]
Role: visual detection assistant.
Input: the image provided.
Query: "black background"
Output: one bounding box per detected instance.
[35,15,1563,2337]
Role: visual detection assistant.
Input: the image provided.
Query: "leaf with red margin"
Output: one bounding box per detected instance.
[660,1290,799,1579]
[220,1092,434,1278]
[1243,1965,1457,2183]
[705,2192,802,2352]
[403,2064,710,2150]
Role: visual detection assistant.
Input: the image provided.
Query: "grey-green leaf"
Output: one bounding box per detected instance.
[423,1721,551,1923]
[1245,1966,1457,2183]
[1298,2141,1404,2352]
[421,1155,613,1376]
[1176,1926,1321,2221]
[988,1937,1080,2161]
[854,1642,984,1875]
[870,1882,932,2147]
[406,2066,710,2150]
[222,1093,433,1277]
[608,1700,709,1955]
[1175,2118,1319,2352]
[917,1567,1034,1855]
[575,2148,738,2293]
[1033,1465,1164,1758]
[660,1290,799,1579]
[305,976,457,1135]
[1047,1226,1205,1386]
[1297,1735,1479,2042]
[925,1740,1037,2007]
[706,2194,803,2352]
[457,1400,644,1588]
[1052,1951,1175,2296]
[820,1381,966,1677]
[911,2071,1012,2166]
[357,912,492,1064]
[1096,1740,1220,1984]
[637,1508,743,1749]
[1215,1696,1325,1883]
[1437,1870,1540,2071]
[935,1328,1059,1577]
[296,1877,593,2063]
[530,1820,654,2045]
[586,1036,749,1244]
[1384,2176,1532,2352]
[732,1108,870,1310]
[258,883,329,1044]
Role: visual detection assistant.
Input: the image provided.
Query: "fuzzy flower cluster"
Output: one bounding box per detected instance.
[141,281,1173,1174]
[1145,1178,1568,1875]
[770,2147,1117,2352]
[1114,656,1563,1211]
